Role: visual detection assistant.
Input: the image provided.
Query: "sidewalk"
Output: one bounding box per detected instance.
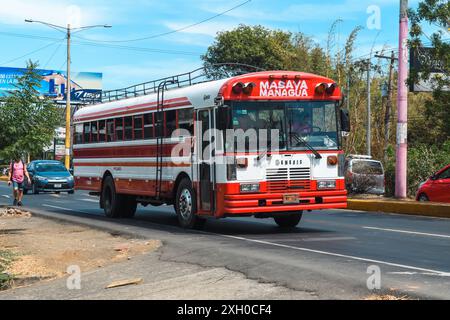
[347,197,450,218]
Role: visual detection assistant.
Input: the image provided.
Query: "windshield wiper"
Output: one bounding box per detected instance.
[289,132,322,159]
[257,139,272,161]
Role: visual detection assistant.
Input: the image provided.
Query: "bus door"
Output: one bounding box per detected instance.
[197,108,216,213]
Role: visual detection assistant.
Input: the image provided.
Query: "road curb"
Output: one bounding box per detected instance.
[347,199,450,218]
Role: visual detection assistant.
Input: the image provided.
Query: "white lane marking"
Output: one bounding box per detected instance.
[301,236,356,242]
[50,194,61,198]
[272,237,357,242]
[363,226,450,239]
[388,271,450,277]
[36,203,449,276]
[42,204,92,215]
[81,198,99,203]
[200,232,450,276]
[2,195,10,199]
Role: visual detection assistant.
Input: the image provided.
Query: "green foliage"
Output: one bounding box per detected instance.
[385,140,450,197]
[201,24,332,78]
[409,0,450,144]
[0,250,15,290]
[0,60,60,161]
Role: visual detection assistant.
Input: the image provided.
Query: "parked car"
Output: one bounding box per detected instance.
[344,155,385,195]
[416,164,450,203]
[24,160,74,194]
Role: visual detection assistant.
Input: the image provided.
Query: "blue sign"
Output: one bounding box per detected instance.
[0,67,102,103]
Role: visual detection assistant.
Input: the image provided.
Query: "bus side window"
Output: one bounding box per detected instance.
[178,108,193,135]
[144,113,154,139]
[83,122,91,143]
[165,110,176,137]
[124,116,133,140]
[75,124,83,144]
[134,115,143,140]
[107,119,115,142]
[116,117,124,141]
[91,121,98,143]
[98,120,106,142]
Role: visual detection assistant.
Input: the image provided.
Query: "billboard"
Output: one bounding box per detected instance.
[0,67,102,103]
[409,47,448,92]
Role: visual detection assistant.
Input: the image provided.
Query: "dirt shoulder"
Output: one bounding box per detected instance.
[0,207,160,290]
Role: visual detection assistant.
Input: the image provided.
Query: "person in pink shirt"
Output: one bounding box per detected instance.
[7,157,31,207]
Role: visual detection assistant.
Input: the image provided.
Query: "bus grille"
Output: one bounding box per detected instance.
[266,167,311,191]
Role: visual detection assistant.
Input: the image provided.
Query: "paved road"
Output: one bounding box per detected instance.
[1,181,449,299]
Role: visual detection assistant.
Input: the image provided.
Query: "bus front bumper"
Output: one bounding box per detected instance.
[217,188,347,217]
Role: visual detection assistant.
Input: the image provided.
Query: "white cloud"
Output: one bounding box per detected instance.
[0,0,114,28]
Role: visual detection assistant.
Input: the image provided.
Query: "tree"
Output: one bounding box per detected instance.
[201,25,296,78]
[0,60,61,161]
[409,0,450,144]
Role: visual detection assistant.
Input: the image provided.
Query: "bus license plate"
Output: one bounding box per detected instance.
[54,184,62,188]
[283,194,299,204]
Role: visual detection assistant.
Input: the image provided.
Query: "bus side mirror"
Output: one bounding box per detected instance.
[340,109,350,132]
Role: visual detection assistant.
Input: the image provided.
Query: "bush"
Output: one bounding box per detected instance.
[385,140,450,197]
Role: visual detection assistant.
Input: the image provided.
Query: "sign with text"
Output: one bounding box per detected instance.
[0,67,102,103]
[409,47,448,92]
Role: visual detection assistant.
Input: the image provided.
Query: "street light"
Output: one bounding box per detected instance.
[25,19,111,169]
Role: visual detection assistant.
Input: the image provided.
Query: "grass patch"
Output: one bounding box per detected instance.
[0,250,16,290]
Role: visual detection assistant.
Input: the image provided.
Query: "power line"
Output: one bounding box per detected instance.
[72,40,201,56]
[43,40,64,69]
[0,31,202,56]
[73,0,252,43]
[0,39,64,66]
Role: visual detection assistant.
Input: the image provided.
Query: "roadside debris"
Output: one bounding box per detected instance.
[106,278,143,289]
[0,207,32,218]
[365,294,411,300]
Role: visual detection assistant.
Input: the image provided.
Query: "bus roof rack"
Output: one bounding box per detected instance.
[86,63,265,105]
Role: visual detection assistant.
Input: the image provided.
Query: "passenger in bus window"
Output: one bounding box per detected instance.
[106,119,115,142]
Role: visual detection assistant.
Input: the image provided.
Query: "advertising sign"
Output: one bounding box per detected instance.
[409,47,448,92]
[0,67,102,103]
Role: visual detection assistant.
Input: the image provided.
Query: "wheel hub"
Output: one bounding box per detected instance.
[179,189,192,219]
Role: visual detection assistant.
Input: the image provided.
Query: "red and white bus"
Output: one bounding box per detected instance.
[72,70,349,228]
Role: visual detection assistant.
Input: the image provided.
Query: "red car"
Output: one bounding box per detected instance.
[416,164,450,203]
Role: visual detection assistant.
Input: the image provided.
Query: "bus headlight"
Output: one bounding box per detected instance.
[317,180,336,189]
[240,183,260,193]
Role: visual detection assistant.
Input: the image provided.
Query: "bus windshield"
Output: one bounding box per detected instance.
[228,101,339,152]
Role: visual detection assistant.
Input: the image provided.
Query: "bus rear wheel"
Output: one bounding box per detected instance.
[175,178,205,229]
[102,176,136,218]
[273,212,303,228]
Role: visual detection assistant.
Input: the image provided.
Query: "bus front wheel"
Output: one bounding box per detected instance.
[273,212,303,228]
[175,178,205,229]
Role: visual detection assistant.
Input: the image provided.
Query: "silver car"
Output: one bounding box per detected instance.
[344,156,385,195]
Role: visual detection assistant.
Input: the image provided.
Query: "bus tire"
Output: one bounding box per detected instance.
[175,178,205,229]
[101,175,122,218]
[273,212,303,228]
[120,196,137,218]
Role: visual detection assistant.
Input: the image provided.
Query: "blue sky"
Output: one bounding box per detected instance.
[0,0,435,90]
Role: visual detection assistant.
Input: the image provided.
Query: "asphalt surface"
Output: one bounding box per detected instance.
[1,181,450,299]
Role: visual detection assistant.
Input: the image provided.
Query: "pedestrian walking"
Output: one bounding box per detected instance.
[7,157,31,206]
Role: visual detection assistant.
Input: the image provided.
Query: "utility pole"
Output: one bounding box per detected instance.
[25,19,111,169]
[366,58,371,157]
[65,24,71,169]
[375,51,398,162]
[396,0,409,198]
